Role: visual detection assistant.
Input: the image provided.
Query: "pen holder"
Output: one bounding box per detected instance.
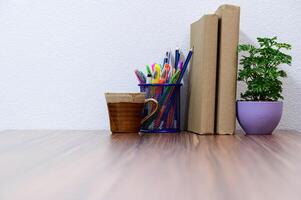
[138,83,182,133]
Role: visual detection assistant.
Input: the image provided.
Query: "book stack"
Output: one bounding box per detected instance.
[187,4,240,134]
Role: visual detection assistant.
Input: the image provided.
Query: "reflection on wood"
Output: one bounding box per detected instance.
[0,130,301,200]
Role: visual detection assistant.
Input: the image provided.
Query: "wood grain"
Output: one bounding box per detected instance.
[107,102,144,133]
[0,130,301,200]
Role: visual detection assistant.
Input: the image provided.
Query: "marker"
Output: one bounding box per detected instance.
[134,69,143,83]
[159,78,165,84]
[153,64,161,83]
[139,71,146,83]
[146,73,152,84]
[146,65,152,76]
[151,63,156,72]
[163,63,170,80]
[152,70,157,82]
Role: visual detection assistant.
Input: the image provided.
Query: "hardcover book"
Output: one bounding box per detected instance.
[215,4,240,134]
[187,14,218,134]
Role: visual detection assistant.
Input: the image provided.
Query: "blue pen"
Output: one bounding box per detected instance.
[175,47,179,71]
[177,48,193,83]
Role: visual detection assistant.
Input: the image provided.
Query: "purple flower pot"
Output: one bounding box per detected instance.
[236,101,283,135]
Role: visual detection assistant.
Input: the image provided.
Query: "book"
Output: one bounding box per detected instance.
[215,5,240,134]
[187,14,218,134]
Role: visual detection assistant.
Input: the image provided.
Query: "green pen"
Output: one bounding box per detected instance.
[146,65,152,77]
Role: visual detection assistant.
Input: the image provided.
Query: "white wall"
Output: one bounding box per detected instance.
[0,0,300,131]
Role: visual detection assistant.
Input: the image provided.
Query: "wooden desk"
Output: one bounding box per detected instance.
[0,130,301,200]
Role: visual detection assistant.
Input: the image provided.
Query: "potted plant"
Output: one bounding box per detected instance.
[237,37,292,134]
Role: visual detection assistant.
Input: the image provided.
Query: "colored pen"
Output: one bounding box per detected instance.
[151,63,156,73]
[134,69,143,83]
[146,65,152,76]
[139,71,146,83]
[153,64,161,83]
[147,73,152,84]
[177,48,193,83]
[178,61,183,71]
[174,47,179,70]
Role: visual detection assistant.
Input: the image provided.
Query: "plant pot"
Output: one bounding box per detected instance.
[236,101,283,135]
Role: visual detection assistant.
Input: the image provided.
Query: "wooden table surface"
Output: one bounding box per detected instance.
[1,130,301,200]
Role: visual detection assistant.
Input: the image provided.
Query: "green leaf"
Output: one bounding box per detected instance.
[237,36,292,101]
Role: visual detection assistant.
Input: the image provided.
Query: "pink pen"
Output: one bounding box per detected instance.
[151,63,156,72]
[178,61,183,71]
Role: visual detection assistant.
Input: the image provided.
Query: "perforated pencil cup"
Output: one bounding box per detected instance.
[138,83,182,133]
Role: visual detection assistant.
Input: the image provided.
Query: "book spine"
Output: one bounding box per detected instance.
[215,5,240,134]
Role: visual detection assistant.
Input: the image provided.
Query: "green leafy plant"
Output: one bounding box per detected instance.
[238,37,292,101]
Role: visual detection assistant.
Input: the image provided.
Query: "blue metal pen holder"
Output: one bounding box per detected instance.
[139,83,182,133]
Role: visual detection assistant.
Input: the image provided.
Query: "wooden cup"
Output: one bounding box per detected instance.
[105,93,158,133]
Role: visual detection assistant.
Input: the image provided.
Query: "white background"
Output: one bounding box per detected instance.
[0,0,300,131]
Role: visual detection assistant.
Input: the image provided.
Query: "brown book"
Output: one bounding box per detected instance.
[215,5,240,134]
[187,14,218,134]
